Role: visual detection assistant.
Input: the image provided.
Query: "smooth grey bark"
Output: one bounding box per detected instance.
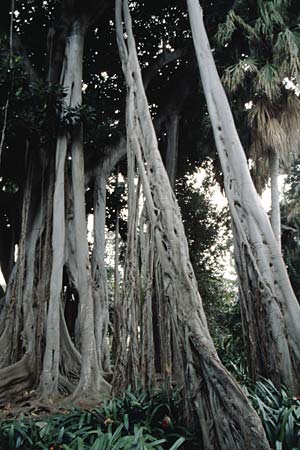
[91,139,126,372]
[187,0,300,392]
[139,211,156,389]
[41,19,110,400]
[165,113,180,189]
[112,170,121,358]
[0,2,115,404]
[270,151,281,249]
[63,21,109,400]
[70,125,110,398]
[39,21,82,398]
[0,160,52,396]
[114,2,270,449]
[92,167,110,373]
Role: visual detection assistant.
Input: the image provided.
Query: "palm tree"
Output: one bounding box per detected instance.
[216,0,300,249]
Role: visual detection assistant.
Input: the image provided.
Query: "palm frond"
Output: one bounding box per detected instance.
[256,64,281,100]
[216,10,257,45]
[280,92,300,157]
[275,29,300,76]
[257,1,285,34]
[216,11,236,46]
[222,57,259,92]
[249,100,287,156]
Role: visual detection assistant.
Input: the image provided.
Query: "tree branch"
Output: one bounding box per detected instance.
[12,32,40,84]
[143,47,187,90]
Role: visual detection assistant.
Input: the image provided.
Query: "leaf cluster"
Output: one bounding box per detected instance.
[247,378,300,450]
[215,0,300,188]
[0,387,200,449]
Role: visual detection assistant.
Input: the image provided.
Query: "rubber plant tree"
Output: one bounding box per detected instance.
[113,1,270,449]
[187,0,300,392]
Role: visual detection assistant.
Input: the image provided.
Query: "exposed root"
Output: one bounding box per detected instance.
[0,354,35,400]
[0,400,68,420]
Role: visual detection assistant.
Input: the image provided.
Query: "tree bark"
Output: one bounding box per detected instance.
[187,0,300,392]
[270,151,281,250]
[39,20,84,398]
[92,166,111,373]
[113,155,140,392]
[165,113,180,190]
[114,2,270,449]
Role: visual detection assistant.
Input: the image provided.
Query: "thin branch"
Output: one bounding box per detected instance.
[12,32,40,84]
[143,47,187,90]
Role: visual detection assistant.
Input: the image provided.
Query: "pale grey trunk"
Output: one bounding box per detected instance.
[0,165,32,370]
[113,154,140,392]
[91,141,127,372]
[139,211,155,389]
[112,195,120,357]
[92,167,110,372]
[39,21,83,398]
[187,0,300,392]
[115,2,270,449]
[165,113,180,190]
[64,22,109,399]
[270,151,281,250]
[71,127,109,398]
[0,191,43,396]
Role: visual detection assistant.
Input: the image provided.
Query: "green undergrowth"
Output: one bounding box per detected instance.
[0,387,194,450]
[228,361,300,449]
[1,380,300,450]
[246,378,300,450]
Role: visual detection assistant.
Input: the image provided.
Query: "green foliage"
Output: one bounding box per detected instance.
[0,53,64,146]
[247,378,300,450]
[0,388,192,450]
[176,171,241,345]
[215,0,300,189]
[214,302,249,383]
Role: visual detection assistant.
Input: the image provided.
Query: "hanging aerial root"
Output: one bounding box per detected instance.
[114,1,270,449]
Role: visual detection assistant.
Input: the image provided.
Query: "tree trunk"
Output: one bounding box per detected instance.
[165,113,180,190]
[139,209,156,389]
[113,155,140,392]
[112,171,121,358]
[0,4,116,404]
[114,2,270,449]
[39,20,85,399]
[92,166,111,373]
[270,151,281,250]
[187,0,300,392]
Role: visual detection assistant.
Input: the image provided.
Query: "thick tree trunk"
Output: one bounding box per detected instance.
[187,0,300,392]
[113,155,140,392]
[39,21,84,399]
[71,125,109,399]
[92,166,111,373]
[61,21,109,400]
[139,211,156,389]
[39,135,66,398]
[165,113,180,190]
[0,3,116,404]
[112,183,120,358]
[270,151,281,249]
[114,2,270,449]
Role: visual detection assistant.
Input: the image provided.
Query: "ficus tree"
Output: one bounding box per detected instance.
[187,0,300,392]
[113,1,269,449]
[0,0,297,448]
